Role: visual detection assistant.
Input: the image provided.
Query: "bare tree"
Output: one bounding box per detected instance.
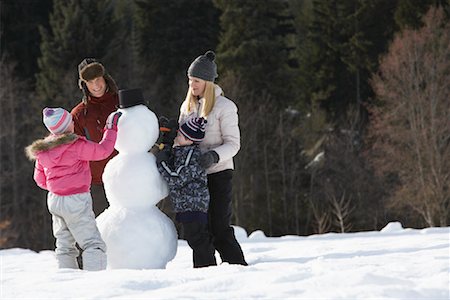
[328,191,354,233]
[221,73,310,236]
[369,7,450,227]
[220,75,262,232]
[236,91,280,234]
[304,100,387,233]
[309,198,331,234]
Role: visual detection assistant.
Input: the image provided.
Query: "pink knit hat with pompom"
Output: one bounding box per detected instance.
[43,107,72,134]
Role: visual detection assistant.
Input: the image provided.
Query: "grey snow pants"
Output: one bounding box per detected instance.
[47,192,106,271]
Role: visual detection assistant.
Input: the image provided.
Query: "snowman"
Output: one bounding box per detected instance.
[96,88,177,269]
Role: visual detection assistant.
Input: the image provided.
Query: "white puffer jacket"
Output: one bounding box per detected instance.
[179,85,240,174]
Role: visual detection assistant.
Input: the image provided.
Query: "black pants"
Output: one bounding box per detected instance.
[207,170,247,265]
[91,184,109,217]
[182,221,217,268]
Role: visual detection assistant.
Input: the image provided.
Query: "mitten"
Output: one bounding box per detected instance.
[105,111,122,131]
[199,151,219,169]
[156,149,172,165]
[157,116,178,149]
[158,116,170,129]
[162,119,178,145]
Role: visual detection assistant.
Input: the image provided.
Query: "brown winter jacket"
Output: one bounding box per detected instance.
[71,91,119,184]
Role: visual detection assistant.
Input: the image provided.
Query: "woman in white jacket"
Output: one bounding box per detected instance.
[179,50,247,266]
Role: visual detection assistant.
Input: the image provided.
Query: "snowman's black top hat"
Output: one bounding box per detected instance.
[118,88,146,108]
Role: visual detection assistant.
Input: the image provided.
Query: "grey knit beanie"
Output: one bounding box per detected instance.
[187,50,218,82]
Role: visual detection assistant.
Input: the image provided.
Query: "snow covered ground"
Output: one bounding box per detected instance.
[1,222,449,299]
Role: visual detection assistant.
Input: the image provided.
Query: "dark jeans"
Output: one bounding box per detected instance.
[207,170,247,265]
[181,220,217,268]
[91,184,109,217]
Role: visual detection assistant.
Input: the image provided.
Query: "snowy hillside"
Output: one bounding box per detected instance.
[1,222,449,299]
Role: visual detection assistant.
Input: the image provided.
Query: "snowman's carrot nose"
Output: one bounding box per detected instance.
[160,127,171,132]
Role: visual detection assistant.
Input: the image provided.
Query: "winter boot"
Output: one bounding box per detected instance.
[56,253,79,269]
[82,247,107,271]
[183,221,217,268]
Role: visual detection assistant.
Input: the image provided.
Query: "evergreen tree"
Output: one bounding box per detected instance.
[133,0,220,117]
[291,0,400,234]
[294,0,397,124]
[214,0,303,235]
[394,0,449,29]
[101,0,141,91]
[0,0,52,81]
[304,0,357,121]
[36,0,118,107]
[214,0,296,106]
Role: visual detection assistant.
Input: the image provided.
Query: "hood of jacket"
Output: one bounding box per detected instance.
[25,133,79,161]
[214,84,224,98]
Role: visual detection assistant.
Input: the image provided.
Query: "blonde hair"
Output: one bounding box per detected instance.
[184,81,217,118]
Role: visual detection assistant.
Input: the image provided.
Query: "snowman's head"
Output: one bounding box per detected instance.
[115,105,159,154]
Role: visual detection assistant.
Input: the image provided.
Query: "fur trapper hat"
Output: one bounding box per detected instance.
[78,58,118,104]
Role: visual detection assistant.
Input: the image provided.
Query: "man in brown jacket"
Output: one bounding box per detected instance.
[71,58,119,216]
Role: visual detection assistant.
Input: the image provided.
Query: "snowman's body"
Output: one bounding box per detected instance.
[96,105,177,269]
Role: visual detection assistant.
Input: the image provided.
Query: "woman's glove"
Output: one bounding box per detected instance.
[199,151,219,169]
[105,112,122,131]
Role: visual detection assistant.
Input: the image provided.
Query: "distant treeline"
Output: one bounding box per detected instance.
[1,0,449,250]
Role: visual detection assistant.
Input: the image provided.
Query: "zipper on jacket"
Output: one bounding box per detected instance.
[83,127,91,141]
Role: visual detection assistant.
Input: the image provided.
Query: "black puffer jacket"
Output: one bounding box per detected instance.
[157,145,209,213]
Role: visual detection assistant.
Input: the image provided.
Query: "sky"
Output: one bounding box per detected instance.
[1,222,449,300]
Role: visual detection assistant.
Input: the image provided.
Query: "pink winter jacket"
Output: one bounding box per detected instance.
[25,130,117,196]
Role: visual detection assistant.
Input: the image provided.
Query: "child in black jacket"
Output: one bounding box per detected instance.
[156,117,216,268]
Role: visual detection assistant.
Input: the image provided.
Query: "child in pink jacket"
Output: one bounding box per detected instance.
[26,107,121,271]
